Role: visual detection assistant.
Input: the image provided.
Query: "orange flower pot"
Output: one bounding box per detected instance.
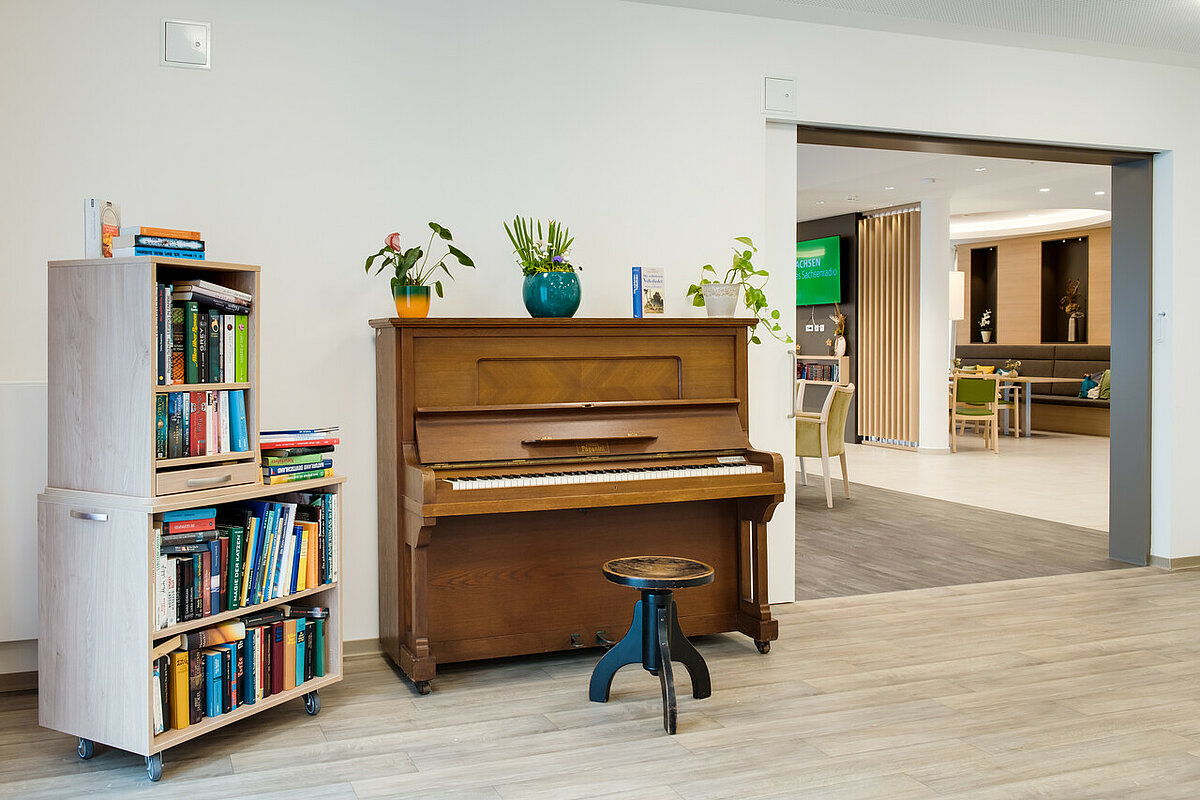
[391,283,431,318]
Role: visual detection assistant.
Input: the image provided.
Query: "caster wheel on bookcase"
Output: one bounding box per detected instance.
[414,680,432,696]
[303,691,321,716]
[145,753,163,782]
[76,738,94,760]
[755,640,771,655]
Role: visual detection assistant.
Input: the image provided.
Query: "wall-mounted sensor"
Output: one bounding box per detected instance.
[162,19,211,69]
[762,76,795,113]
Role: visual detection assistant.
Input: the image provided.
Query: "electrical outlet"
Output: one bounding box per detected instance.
[805,324,814,332]
[817,324,825,331]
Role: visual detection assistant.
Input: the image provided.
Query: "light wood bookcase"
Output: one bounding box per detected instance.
[38,256,343,782]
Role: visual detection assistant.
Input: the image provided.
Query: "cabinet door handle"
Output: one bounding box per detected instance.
[69,510,108,522]
[187,474,232,487]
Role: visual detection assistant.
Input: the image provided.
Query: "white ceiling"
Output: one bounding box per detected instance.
[627,0,1200,67]
[797,144,1112,240]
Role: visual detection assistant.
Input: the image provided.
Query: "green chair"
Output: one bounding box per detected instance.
[795,382,855,508]
[951,373,999,453]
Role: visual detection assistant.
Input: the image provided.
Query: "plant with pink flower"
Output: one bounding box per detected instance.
[364,222,475,297]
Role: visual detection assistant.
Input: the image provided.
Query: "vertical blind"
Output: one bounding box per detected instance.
[857,206,920,448]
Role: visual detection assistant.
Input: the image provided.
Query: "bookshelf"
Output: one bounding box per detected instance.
[795,354,849,385]
[39,256,343,782]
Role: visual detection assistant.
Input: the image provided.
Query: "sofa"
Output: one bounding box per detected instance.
[954,344,1110,436]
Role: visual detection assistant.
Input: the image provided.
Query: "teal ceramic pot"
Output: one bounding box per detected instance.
[522,271,581,318]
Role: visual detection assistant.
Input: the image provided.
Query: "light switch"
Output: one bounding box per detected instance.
[163,19,210,69]
[763,77,795,113]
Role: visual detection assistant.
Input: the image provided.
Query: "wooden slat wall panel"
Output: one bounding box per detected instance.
[857,208,920,448]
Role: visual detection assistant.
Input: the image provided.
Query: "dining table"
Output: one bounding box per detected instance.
[996,375,1083,437]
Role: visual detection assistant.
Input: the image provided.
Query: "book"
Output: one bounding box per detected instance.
[162,529,220,546]
[200,549,211,617]
[304,620,315,683]
[183,621,246,650]
[203,649,223,717]
[84,199,121,258]
[263,459,333,476]
[259,427,340,437]
[282,619,297,691]
[229,389,249,452]
[152,658,165,734]
[207,309,221,383]
[113,235,204,251]
[263,468,335,485]
[163,508,218,522]
[312,618,326,678]
[260,445,335,458]
[121,225,201,240]
[234,315,249,383]
[223,315,236,383]
[169,650,191,730]
[221,522,245,611]
[156,283,167,385]
[165,517,216,535]
[294,618,306,686]
[184,302,200,384]
[114,246,205,260]
[188,391,206,456]
[188,650,204,725]
[263,453,327,466]
[631,266,665,317]
[300,521,319,589]
[171,303,185,383]
[257,439,340,450]
[173,279,251,304]
[162,542,215,555]
[197,311,208,384]
[270,621,285,696]
[156,394,168,459]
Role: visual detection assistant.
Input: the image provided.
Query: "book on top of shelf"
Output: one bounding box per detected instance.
[263,468,335,485]
[84,199,121,258]
[121,225,200,240]
[263,459,333,477]
[114,246,204,260]
[163,508,218,522]
[257,438,339,449]
[260,445,334,458]
[263,452,326,466]
[174,279,252,303]
[259,426,339,437]
[183,621,246,650]
[631,266,664,317]
[173,290,247,315]
[113,235,204,251]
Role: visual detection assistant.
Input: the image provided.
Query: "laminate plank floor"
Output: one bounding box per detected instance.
[795,481,1131,601]
[5,568,1200,798]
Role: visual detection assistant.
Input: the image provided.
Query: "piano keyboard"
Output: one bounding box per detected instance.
[444,462,763,490]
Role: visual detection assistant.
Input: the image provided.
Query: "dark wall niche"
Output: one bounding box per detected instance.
[1041,236,1089,343]
[969,246,998,343]
[796,213,858,441]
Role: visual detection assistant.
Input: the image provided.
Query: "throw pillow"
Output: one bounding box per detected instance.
[1087,385,1101,400]
[1078,374,1098,398]
[1099,368,1111,400]
[975,365,996,374]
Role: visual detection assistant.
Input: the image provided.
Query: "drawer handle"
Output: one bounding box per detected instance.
[69,510,108,522]
[187,474,233,488]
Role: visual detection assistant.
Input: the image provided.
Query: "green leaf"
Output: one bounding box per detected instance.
[771,309,780,319]
[446,243,475,267]
[734,236,754,248]
[434,280,444,298]
[429,221,452,241]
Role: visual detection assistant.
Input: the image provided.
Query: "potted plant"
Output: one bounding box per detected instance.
[686,236,790,345]
[364,222,475,318]
[978,309,993,343]
[1060,279,1085,342]
[826,306,847,356]
[504,216,582,317]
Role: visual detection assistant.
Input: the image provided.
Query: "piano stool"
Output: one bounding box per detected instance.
[588,556,715,734]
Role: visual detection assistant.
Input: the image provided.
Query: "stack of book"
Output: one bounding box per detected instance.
[155,279,251,386]
[153,491,340,630]
[152,610,329,735]
[798,362,839,382]
[157,388,250,459]
[114,226,205,260]
[259,427,339,485]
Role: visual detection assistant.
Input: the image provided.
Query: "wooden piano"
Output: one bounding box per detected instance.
[370,317,784,693]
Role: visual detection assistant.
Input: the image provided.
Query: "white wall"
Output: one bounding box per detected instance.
[918,198,951,451]
[3,0,1198,660]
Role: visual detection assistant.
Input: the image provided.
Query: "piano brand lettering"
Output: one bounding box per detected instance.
[578,442,610,455]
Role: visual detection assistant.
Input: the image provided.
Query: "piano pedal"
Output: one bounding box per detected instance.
[596,631,616,648]
[570,633,584,648]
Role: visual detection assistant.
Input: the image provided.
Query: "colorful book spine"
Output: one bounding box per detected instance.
[234,316,249,383]
[313,618,326,678]
[203,649,223,717]
[262,453,326,466]
[294,618,306,687]
[156,394,168,459]
[120,226,201,240]
[263,468,335,485]
[184,302,200,384]
[263,459,333,476]
[168,650,190,730]
[230,389,249,452]
[632,266,644,318]
[207,309,222,383]
[171,303,185,383]
[113,246,205,260]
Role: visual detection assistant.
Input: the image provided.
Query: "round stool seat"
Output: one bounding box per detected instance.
[602,556,714,590]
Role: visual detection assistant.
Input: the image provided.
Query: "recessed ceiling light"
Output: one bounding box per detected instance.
[816,200,824,205]
[884,186,895,191]
[1027,213,1037,217]
[974,167,987,172]
[1039,187,1051,192]
[1094,191,1106,196]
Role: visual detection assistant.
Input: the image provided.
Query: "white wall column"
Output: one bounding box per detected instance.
[918,198,952,451]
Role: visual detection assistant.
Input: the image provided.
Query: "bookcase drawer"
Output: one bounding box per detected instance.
[156,461,259,496]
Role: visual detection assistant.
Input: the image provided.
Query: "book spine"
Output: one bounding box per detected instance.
[197,310,208,384]
[226,525,244,612]
[205,390,215,454]
[263,459,333,476]
[207,309,221,383]
[166,557,177,627]
[229,389,249,452]
[219,391,231,454]
[304,523,318,590]
[241,515,259,608]
[201,550,212,618]
[188,650,204,724]
[156,394,168,459]
[117,235,205,250]
[313,618,326,678]
[169,650,190,730]
[243,630,256,705]
[204,650,222,718]
[234,316,248,383]
[263,468,335,485]
[283,619,297,691]
[184,302,199,384]
[221,646,232,713]
[155,282,165,385]
[171,303,185,383]
[632,266,643,318]
[113,246,205,260]
[223,315,235,384]
[257,438,340,449]
[121,226,202,240]
[270,621,285,696]
[165,517,216,534]
[262,453,325,466]
[295,618,306,687]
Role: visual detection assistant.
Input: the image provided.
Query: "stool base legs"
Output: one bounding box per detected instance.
[588,591,711,734]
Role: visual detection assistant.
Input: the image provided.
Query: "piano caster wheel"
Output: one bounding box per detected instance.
[303,690,321,715]
[755,640,771,654]
[414,680,432,696]
[76,737,94,760]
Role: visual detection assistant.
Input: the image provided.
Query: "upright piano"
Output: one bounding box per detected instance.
[370,317,784,693]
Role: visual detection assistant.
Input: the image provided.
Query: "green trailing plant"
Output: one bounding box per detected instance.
[504,217,580,275]
[364,222,475,297]
[686,236,791,345]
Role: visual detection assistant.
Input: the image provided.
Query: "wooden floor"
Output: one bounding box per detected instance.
[796,482,1131,600]
[6,567,1200,798]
